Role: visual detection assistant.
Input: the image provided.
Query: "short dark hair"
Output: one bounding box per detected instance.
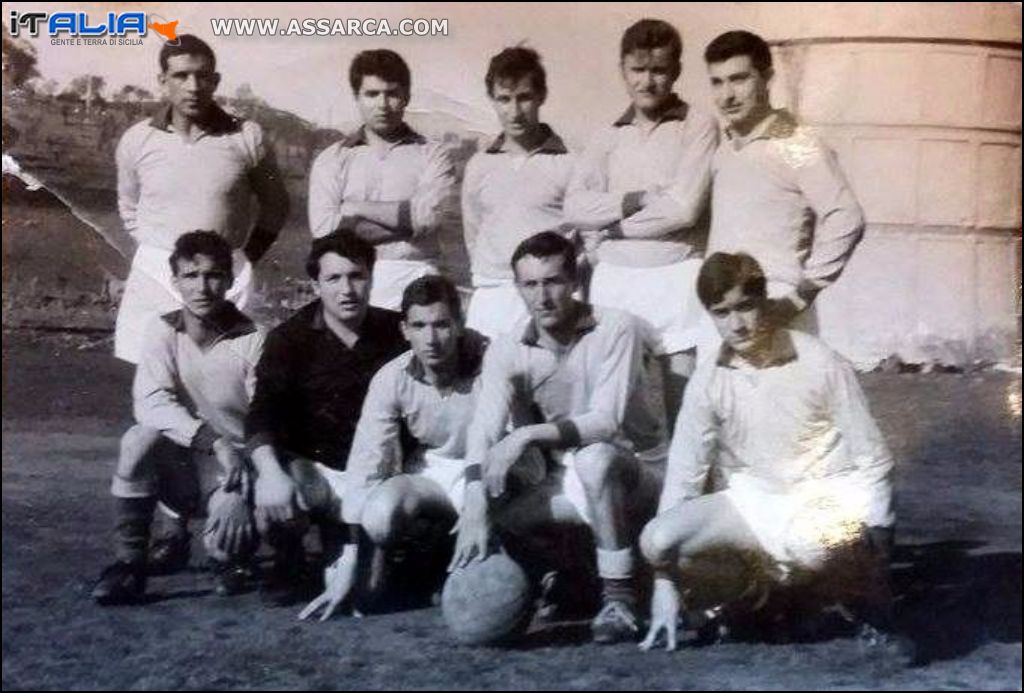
[511,231,577,279]
[401,274,463,323]
[704,30,773,74]
[620,19,682,64]
[159,34,216,73]
[168,231,233,276]
[305,229,376,280]
[485,46,547,98]
[349,49,411,93]
[696,252,768,308]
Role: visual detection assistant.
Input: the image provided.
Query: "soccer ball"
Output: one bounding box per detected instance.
[442,552,534,646]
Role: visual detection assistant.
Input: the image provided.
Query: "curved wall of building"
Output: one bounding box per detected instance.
[769,36,1021,365]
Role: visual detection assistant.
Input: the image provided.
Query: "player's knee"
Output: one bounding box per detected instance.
[117,425,163,478]
[640,518,677,568]
[573,443,623,493]
[360,482,407,546]
[120,425,160,461]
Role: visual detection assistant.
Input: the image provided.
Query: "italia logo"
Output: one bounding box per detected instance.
[8,11,179,42]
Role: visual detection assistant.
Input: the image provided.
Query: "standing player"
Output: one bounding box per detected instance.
[308,49,457,310]
[115,34,288,566]
[639,252,894,651]
[462,47,576,339]
[565,19,718,427]
[704,31,865,333]
[92,232,265,604]
[299,275,486,621]
[115,34,289,364]
[245,230,407,607]
[451,231,666,644]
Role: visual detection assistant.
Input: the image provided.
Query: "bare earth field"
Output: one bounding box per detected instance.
[2,331,1021,690]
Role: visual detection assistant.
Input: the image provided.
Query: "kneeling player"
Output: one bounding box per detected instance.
[298,275,486,620]
[245,231,407,607]
[452,231,667,644]
[92,232,265,604]
[639,252,895,651]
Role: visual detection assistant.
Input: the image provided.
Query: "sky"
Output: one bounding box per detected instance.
[6,3,1018,145]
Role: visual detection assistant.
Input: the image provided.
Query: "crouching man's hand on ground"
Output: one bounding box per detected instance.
[298,545,358,622]
[640,576,682,652]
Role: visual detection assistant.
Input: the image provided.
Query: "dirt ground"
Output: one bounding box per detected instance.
[2,330,1021,690]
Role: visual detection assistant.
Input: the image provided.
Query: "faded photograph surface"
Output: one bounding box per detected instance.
[2,3,1021,690]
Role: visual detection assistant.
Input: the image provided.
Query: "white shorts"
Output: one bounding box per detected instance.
[723,473,871,570]
[590,259,705,355]
[370,259,438,311]
[114,244,254,364]
[507,446,665,529]
[465,279,530,341]
[413,452,467,511]
[308,454,467,524]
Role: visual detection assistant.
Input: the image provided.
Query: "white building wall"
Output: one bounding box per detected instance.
[711,3,1022,366]
[766,39,1021,366]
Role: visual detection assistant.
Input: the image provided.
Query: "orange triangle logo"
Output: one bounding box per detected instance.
[148,20,178,42]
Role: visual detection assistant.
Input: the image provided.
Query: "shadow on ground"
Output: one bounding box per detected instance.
[893,541,1022,662]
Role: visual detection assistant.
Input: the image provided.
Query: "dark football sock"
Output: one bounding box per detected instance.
[113,496,157,564]
[601,577,637,606]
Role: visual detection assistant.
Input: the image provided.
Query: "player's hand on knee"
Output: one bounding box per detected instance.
[204,488,256,559]
[639,577,682,652]
[484,432,528,499]
[254,468,298,530]
[298,548,357,622]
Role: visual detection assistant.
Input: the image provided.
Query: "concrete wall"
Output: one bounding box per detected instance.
[770,38,1021,366]
[736,3,1022,366]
